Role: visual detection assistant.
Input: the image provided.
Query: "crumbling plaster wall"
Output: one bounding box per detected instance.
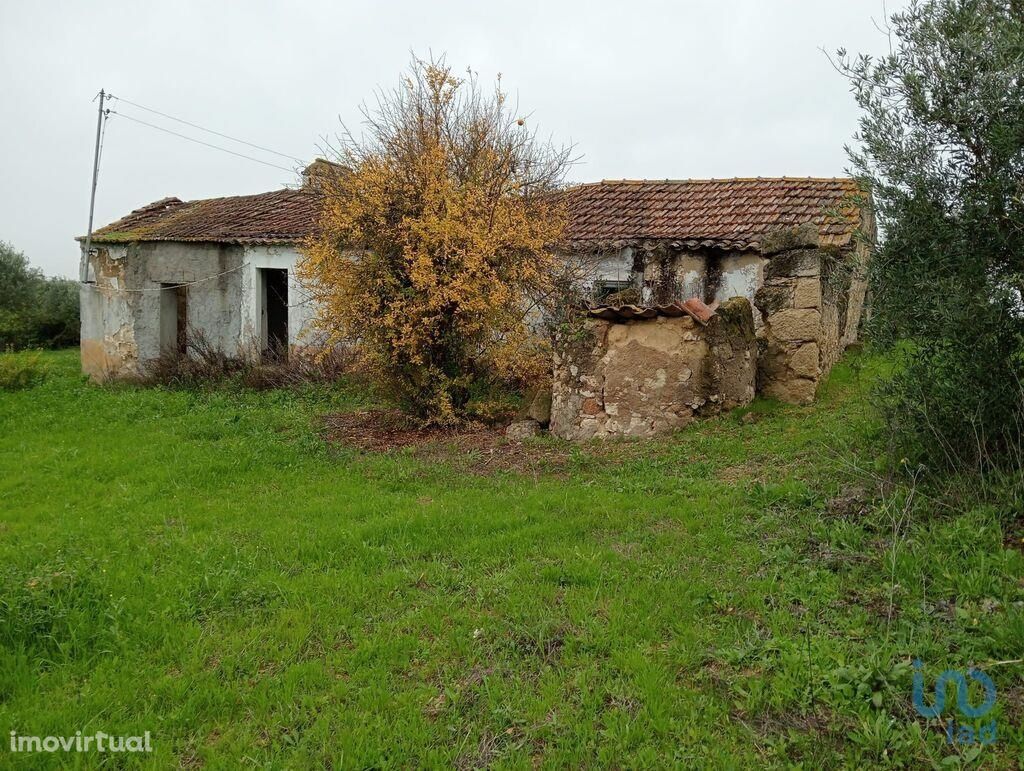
[575,247,766,320]
[138,242,245,362]
[79,241,321,381]
[641,249,765,309]
[567,222,871,409]
[80,242,244,380]
[550,297,757,440]
[79,243,137,380]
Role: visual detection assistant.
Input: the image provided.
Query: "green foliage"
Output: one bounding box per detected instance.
[0,350,1020,765]
[0,351,48,390]
[0,240,79,350]
[839,0,1024,471]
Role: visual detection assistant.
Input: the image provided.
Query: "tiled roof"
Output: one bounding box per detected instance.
[85,189,317,246]
[587,298,717,324]
[562,177,865,251]
[85,177,866,251]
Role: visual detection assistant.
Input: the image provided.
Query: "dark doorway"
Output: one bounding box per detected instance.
[160,283,188,355]
[260,268,289,361]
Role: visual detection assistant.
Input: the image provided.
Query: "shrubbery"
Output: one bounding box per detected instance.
[142,332,357,392]
[299,57,571,425]
[0,352,48,391]
[0,241,79,350]
[840,0,1024,472]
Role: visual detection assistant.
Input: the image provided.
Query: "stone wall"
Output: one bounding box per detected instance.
[550,298,757,440]
[753,223,869,404]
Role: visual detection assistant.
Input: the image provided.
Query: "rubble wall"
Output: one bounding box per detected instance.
[550,298,757,440]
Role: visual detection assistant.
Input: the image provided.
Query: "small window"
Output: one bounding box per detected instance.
[593,279,633,302]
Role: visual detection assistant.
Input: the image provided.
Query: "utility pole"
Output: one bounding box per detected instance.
[83,89,106,267]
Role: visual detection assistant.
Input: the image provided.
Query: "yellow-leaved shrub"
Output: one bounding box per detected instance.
[300,57,572,424]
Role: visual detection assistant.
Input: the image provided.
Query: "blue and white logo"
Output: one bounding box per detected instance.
[912,660,997,745]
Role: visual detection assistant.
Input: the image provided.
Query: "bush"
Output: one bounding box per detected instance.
[0,353,48,391]
[299,56,571,425]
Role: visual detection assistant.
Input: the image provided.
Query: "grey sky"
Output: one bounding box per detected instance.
[0,0,903,277]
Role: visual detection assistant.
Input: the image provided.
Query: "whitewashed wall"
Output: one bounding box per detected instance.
[239,245,320,353]
[79,241,323,380]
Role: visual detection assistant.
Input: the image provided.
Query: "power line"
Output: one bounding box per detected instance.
[82,261,319,306]
[108,93,306,164]
[81,261,248,293]
[108,110,298,174]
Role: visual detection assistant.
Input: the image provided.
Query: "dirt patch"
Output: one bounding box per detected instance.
[324,409,493,452]
[717,461,764,483]
[825,484,873,520]
[323,409,574,476]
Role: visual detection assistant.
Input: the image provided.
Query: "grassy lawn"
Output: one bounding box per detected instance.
[0,349,1021,767]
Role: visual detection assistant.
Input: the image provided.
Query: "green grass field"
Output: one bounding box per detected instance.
[0,350,1021,768]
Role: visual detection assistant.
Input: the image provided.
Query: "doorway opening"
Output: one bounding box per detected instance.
[259,268,289,361]
[160,284,188,355]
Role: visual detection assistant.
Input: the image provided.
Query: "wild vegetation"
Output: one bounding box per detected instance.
[838,0,1024,473]
[0,350,1021,766]
[0,241,79,351]
[299,57,573,425]
[140,332,359,392]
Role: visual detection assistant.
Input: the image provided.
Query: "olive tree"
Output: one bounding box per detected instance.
[838,0,1024,470]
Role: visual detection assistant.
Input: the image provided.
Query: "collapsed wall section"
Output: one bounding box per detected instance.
[550,297,757,440]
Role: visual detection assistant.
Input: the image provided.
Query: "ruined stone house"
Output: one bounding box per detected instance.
[559,178,874,403]
[79,186,319,379]
[79,174,873,411]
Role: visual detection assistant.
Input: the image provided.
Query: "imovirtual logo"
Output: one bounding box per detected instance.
[912,660,997,745]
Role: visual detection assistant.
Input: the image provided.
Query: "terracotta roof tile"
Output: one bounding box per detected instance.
[86,189,317,246]
[85,177,867,252]
[562,177,865,250]
[587,298,716,324]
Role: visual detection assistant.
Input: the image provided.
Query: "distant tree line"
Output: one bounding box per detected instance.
[0,241,79,350]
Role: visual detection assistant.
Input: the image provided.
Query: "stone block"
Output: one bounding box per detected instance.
[753,281,794,316]
[761,376,817,405]
[506,419,541,440]
[759,223,820,255]
[767,309,821,343]
[793,277,822,308]
[518,386,553,427]
[789,343,820,378]
[764,250,821,280]
[527,388,553,427]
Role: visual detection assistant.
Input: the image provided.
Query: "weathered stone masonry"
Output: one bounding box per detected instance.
[754,222,869,404]
[550,298,758,440]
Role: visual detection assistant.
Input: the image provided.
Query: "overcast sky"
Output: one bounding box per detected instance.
[1,0,904,277]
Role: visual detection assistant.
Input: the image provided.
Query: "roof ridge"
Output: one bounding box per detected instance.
[593,176,857,185]
[177,187,306,207]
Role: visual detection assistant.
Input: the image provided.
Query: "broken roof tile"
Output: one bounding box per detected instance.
[587,298,717,324]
